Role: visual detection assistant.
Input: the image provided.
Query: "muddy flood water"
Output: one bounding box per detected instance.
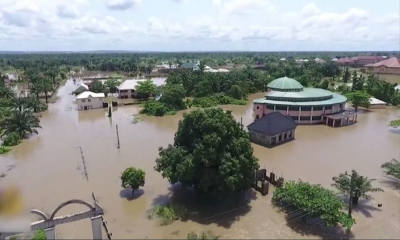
[1,79,400,239]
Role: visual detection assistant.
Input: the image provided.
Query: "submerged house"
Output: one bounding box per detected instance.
[76,91,105,110]
[247,112,297,148]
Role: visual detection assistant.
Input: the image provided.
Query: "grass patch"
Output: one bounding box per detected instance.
[147,204,188,225]
[192,95,247,108]
[0,146,11,155]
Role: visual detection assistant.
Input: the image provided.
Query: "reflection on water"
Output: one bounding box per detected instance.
[0,80,399,239]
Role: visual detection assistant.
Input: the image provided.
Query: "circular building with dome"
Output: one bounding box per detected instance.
[253,77,347,124]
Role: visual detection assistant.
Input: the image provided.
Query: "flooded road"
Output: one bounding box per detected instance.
[1,79,400,239]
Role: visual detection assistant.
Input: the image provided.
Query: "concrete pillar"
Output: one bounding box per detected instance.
[340,118,343,127]
[310,107,313,123]
[355,114,358,122]
[45,228,56,240]
[333,119,336,127]
[91,215,103,240]
[326,117,328,125]
[273,105,276,112]
[298,107,301,122]
[286,106,289,115]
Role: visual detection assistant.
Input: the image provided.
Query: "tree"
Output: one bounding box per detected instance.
[159,84,186,110]
[136,79,156,99]
[0,110,42,138]
[342,67,350,83]
[388,119,400,128]
[90,81,105,93]
[332,170,384,206]
[319,79,329,89]
[345,91,370,111]
[227,85,243,100]
[381,159,400,180]
[336,84,351,94]
[121,167,145,194]
[272,180,355,229]
[24,95,48,113]
[104,79,119,93]
[154,108,259,200]
[33,229,47,240]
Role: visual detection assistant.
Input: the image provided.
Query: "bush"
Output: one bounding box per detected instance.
[147,204,187,225]
[0,146,11,155]
[192,94,247,108]
[187,230,220,240]
[33,229,47,240]
[2,132,21,146]
[141,101,168,116]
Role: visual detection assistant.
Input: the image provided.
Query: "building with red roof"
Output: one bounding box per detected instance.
[336,56,386,66]
[365,57,400,75]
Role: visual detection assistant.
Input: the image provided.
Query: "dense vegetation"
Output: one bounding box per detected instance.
[187,230,220,240]
[0,66,66,152]
[1,52,398,72]
[273,180,355,229]
[154,108,259,200]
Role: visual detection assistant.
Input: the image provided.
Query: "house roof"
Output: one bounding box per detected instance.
[267,77,304,90]
[75,83,89,91]
[76,91,105,99]
[247,112,297,136]
[369,97,387,105]
[181,62,198,69]
[117,79,145,90]
[365,57,400,69]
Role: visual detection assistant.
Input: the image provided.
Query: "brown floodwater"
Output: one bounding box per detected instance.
[1,79,400,239]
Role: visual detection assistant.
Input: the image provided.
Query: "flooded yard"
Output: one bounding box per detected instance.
[1,79,399,239]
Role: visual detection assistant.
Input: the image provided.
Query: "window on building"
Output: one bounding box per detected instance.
[275,105,287,111]
[288,106,298,111]
[302,106,312,111]
[256,115,259,119]
[81,99,85,103]
[300,116,311,121]
[266,105,274,110]
[256,106,260,109]
[88,99,91,102]
[314,106,323,111]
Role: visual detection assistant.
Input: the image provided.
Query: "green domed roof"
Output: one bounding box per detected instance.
[267,77,303,91]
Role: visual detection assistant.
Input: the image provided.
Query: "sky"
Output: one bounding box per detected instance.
[0,0,399,51]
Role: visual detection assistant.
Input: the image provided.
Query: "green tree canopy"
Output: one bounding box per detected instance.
[104,79,120,93]
[342,68,350,83]
[345,91,370,111]
[227,85,243,100]
[154,108,259,200]
[187,230,220,240]
[136,79,156,99]
[121,167,146,194]
[90,81,105,93]
[272,180,355,229]
[332,170,383,204]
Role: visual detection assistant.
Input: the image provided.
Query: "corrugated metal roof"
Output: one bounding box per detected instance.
[76,91,105,99]
[365,57,400,69]
[267,77,304,90]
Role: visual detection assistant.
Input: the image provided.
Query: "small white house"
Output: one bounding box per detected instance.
[368,97,387,109]
[76,91,105,110]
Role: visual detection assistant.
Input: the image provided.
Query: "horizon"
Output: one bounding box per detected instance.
[0,0,399,51]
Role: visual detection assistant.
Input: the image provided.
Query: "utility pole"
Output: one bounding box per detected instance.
[116,125,120,149]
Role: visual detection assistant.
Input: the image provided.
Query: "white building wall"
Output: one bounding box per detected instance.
[77,97,104,110]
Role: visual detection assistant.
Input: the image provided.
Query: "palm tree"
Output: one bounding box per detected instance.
[12,97,26,112]
[0,110,42,138]
[381,159,400,180]
[25,95,48,113]
[332,170,384,204]
[0,85,15,100]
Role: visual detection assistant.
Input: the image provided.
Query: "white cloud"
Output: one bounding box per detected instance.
[213,0,276,15]
[106,0,142,10]
[57,5,79,19]
[0,0,398,50]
